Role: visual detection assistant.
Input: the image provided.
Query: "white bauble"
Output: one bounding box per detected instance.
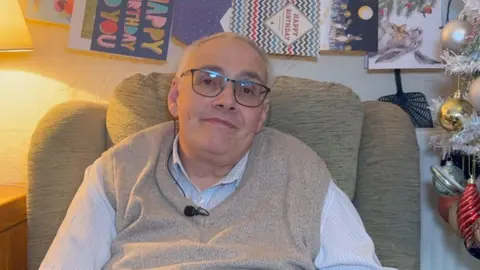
[441,19,473,52]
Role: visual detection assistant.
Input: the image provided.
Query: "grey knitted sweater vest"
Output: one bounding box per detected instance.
[100,122,331,269]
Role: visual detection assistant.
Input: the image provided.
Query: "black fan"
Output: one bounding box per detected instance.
[378,69,433,128]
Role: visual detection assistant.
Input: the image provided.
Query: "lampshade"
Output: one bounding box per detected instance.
[0,0,33,52]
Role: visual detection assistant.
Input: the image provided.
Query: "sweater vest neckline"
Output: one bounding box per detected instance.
[153,127,265,223]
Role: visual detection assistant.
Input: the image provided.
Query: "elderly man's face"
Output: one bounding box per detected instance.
[169,37,269,161]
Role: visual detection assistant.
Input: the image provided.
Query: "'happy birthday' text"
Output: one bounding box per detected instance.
[95,0,171,56]
[284,8,300,41]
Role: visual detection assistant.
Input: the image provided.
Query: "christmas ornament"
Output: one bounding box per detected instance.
[437,195,460,223]
[473,218,480,245]
[468,77,480,111]
[437,91,474,131]
[457,177,480,244]
[431,159,466,195]
[441,19,473,52]
[449,200,461,235]
[465,240,480,260]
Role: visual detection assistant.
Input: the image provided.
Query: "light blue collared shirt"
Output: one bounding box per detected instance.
[171,135,249,210]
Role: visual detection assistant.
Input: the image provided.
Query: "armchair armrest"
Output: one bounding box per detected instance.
[27,100,108,270]
[355,101,420,269]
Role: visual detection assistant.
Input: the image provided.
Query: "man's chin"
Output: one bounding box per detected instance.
[193,132,238,154]
[200,143,230,156]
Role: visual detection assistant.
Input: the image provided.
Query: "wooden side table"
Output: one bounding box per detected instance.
[0,185,27,270]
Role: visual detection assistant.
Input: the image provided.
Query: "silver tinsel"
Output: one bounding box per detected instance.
[463,0,480,22]
[441,50,480,74]
[460,0,480,25]
[429,111,480,157]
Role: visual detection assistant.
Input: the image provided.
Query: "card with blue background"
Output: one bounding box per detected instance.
[90,0,174,61]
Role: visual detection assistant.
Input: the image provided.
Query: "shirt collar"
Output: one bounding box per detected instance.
[172,135,249,189]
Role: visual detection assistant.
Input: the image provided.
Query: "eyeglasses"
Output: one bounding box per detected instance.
[180,69,270,108]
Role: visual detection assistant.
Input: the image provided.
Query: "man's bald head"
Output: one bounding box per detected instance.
[175,33,272,86]
[168,32,271,170]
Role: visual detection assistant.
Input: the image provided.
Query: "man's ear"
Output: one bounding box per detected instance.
[168,77,180,118]
[256,102,270,133]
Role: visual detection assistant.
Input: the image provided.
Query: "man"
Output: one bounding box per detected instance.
[40,32,394,269]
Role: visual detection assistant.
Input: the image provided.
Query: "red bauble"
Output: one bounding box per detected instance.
[457,179,480,243]
[438,195,460,223]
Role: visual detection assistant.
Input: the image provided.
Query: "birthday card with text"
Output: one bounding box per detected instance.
[230,0,321,57]
[89,0,174,60]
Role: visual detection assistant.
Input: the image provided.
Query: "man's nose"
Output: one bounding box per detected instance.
[213,82,237,110]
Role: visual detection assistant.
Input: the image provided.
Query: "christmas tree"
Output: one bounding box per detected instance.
[379,0,439,19]
[428,0,480,260]
[430,0,480,156]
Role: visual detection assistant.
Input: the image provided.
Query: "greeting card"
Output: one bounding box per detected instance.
[366,0,442,69]
[230,0,321,57]
[320,0,379,52]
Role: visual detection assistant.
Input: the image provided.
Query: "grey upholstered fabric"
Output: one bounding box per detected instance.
[267,76,363,199]
[27,101,108,270]
[354,101,420,270]
[106,72,174,145]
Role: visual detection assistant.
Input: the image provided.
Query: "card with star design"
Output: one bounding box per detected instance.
[320,0,379,52]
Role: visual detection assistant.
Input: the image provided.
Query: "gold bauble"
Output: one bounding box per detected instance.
[438,97,474,131]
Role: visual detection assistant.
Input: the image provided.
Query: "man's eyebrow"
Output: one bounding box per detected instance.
[198,65,224,74]
[238,71,264,84]
[198,65,264,83]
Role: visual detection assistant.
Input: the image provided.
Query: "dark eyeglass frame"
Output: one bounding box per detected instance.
[180,68,271,108]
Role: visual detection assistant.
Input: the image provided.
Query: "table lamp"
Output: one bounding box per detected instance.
[0,0,33,52]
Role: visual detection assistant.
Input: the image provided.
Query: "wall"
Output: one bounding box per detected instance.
[0,0,463,185]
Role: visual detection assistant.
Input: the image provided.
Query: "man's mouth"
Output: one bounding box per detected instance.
[203,118,237,129]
